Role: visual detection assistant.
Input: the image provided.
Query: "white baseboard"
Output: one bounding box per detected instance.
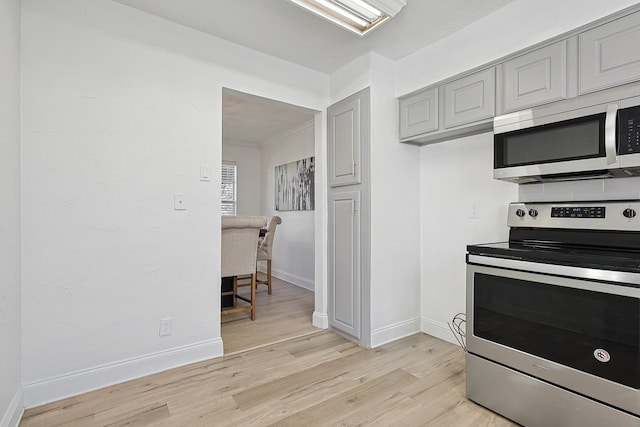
[371,317,421,348]
[267,267,314,291]
[23,338,223,409]
[1,388,23,427]
[421,317,458,346]
[312,311,328,329]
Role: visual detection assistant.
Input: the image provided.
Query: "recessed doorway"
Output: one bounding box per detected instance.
[220,88,321,354]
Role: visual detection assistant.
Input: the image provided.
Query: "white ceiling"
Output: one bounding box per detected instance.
[115,0,515,144]
[222,89,317,144]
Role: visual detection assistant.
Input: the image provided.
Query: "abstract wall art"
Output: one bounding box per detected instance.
[275,156,315,211]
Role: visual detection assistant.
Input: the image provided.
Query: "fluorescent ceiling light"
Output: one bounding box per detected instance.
[287,0,406,36]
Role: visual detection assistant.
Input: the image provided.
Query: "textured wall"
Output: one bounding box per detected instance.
[0,0,23,424]
[20,0,328,407]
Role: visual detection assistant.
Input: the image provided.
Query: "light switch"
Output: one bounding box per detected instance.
[200,165,210,182]
[469,205,480,220]
[174,193,186,210]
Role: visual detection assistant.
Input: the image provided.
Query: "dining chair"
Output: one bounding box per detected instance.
[220,215,264,320]
[256,216,282,294]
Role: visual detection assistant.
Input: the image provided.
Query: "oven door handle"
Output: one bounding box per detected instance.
[467,254,640,290]
[605,103,618,165]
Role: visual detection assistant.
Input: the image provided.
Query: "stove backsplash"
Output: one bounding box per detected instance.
[518,175,640,203]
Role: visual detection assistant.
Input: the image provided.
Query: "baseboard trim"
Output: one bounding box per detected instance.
[371,317,421,348]
[421,317,458,346]
[267,268,314,291]
[312,311,328,329]
[23,338,223,409]
[1,388,24,427]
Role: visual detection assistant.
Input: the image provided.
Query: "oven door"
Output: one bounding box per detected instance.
[466,257,640,416]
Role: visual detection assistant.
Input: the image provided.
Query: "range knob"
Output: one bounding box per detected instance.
[623,208,637,219]
[528,208,539,218]
[515,208,526,217]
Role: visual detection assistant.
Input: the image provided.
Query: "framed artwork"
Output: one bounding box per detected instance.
[275,156,315,211]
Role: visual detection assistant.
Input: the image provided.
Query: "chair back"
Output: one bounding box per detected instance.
[221,216,264,277]
[257,216,282,261]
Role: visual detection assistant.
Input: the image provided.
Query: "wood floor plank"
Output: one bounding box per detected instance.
[269,369,419,426]
[231,346,369,409]
[102,403,171,427]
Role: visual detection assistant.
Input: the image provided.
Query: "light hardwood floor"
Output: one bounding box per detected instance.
[222,276,318,354]
[20,333,517,426]
[20,277,517,427]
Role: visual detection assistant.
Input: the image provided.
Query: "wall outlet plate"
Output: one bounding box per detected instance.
[174,193,186,210]
[159,317,172,336]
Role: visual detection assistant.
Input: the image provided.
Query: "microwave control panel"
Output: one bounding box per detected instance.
[619,105,640,154]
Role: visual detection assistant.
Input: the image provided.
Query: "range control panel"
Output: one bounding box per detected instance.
[507,200,640,231]
[551,206,606,218]
[619,105,640,155]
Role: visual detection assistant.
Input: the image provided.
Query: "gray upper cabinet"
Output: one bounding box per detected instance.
[397,6,640,145]
[579,11,640,94]
[328,96,362,187]
[398,86,438,140]
[502,41,567,113]
[443,68,495,129]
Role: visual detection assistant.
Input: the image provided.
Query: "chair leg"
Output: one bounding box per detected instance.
[233,276,238,307]
[267,259,272,295]
[250,273,256,321]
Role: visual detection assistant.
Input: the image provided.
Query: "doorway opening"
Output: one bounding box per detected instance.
[221,88,322,354]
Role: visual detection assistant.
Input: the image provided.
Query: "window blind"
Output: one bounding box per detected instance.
[221,161,237,216]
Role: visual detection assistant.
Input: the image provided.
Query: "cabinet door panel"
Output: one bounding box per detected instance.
[399,86,438,139]
[503,41,567,112]
[328,191,361,340]
[580,11,640,94]
[444,68,495,129]
[328,97,361,187]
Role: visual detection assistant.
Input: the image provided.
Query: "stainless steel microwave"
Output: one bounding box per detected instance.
[493,94,640,184]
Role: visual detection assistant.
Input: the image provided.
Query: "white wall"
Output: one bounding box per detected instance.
[261,122,316,290]
[222,141,262,215]
[396,0,640,344]
[21,0,328,407]
[0,0,23,425]
[368,54,421,347]
[420,133,517,342]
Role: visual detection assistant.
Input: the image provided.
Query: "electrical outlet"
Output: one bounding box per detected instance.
[159,317,172,336]
[174,193,186,210]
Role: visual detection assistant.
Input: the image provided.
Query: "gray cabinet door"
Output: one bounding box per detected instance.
[398,86,438,139]
[503,41,567,112]
[328,190,361,340]
[328,96,362,187]
[444,68,495,129]
[579,11,640,94]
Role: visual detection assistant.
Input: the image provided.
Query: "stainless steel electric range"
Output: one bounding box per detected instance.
[466,200,640,427]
